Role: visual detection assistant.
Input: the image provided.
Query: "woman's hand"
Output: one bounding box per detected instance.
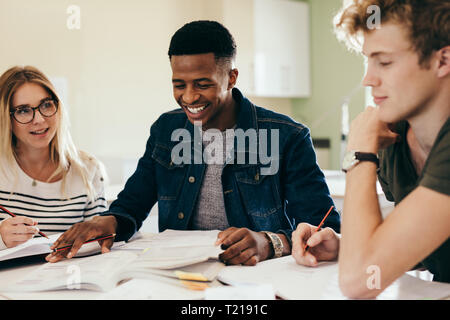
[0,216,39,248]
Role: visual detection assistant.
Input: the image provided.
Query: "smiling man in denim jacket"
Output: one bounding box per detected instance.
[47,20,340,265]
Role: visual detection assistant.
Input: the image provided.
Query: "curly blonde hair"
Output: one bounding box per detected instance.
[334,0,450,66]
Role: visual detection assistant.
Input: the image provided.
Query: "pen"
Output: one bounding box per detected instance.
[303,205,334,252]
[52,233,116,252]
[0,204,49,239]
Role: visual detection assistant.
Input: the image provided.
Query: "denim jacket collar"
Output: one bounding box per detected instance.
[182,88,261,160]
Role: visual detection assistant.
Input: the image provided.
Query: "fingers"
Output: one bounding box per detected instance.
[293,225,339,267]
[13,224,40,236]
[218,227,246,249]
[218,228,261,265]
[292,223,319,267]
[9,216,37,226]
[0,217,40,248]
[46,217,117,263]
[215,227,237,245]
[292,223,311,256]
[7,232,38,246]
[46,224,97,262]
[100,238,114,254]
[305,228,334,248]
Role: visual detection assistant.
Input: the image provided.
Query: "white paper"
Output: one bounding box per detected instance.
[116,229,223,269]
[96,275,205,300]
[205,284,275,300]
[218,255,450,300]
[116,229,221,251]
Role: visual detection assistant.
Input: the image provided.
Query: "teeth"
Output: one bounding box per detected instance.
[187,105,207,114]
[32,128,48,134]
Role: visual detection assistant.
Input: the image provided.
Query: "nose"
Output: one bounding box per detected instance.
[32,108,46,124]
[362,64,381,88]
[181,86,200,105]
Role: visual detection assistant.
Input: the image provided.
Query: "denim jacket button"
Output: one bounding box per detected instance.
[188,176,195,183]
[178,212,185,220]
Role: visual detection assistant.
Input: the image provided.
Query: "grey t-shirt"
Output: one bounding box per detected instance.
[190,127,236,230]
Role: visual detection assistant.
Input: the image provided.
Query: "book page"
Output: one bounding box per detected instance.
[124,260,225,282]
[116,229,221,251]
[3,250,138,292]
[0,233,61,262]
[116,229,223,269]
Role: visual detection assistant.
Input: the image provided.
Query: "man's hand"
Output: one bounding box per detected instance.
[215,227,277,266]
[45,215,118,263]
[346,106,399,153]
[292,223,340,267]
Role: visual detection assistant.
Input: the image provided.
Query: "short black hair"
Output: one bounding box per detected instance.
[168,20,237,62]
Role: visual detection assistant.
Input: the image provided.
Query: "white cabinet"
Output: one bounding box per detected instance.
[221,0,310,98]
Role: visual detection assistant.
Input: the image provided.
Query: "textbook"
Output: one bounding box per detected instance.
[3,229,224,292]
[0,233,123,262]
[0,233,61,262]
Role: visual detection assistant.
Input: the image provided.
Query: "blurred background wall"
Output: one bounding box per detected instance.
[0,0,367,184]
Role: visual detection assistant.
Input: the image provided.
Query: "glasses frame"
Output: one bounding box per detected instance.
[10,99,59,124]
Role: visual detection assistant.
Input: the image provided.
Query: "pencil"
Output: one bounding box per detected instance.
[52,233,116,252]
[0,204,49,239]
[303,205,334,252]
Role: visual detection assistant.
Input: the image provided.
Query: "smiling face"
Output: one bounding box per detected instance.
[171,53,238,131]
[362,23,441,123]
[10,82,59,154]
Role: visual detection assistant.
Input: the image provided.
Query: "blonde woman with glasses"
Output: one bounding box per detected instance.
[0,66,107,250]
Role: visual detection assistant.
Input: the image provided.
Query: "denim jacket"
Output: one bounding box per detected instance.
[104,88,340,243]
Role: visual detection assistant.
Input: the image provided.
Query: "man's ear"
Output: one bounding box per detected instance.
[227,68,239,90]
[436,46,450,78]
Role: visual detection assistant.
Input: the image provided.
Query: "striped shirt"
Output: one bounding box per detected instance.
[0,158,107,250]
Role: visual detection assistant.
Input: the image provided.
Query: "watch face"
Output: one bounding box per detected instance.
[342,151,357,170]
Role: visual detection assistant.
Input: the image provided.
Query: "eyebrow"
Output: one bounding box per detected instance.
[172,78,213,83]
[362,50,392,58]
[12,97,53,109]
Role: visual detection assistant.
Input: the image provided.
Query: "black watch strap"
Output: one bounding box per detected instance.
[355,152,379,168]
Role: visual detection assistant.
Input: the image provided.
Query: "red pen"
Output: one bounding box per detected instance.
[303,205,334,252]
[0,204,49,239]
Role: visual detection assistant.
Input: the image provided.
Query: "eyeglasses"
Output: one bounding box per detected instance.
[10,99,58,124]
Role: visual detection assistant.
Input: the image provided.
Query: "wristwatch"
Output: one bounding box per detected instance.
[342,150,379,173]
[262,231,283,258]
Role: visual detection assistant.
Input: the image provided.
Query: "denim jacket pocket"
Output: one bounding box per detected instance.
[151,144,187,199]
[234,165,282,231]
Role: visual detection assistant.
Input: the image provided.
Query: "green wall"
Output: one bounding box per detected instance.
[293,0,366,169]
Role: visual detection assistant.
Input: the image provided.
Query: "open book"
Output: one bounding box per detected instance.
[0,233,124,262]
[0,233,61,262]
[3,229,224,292]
